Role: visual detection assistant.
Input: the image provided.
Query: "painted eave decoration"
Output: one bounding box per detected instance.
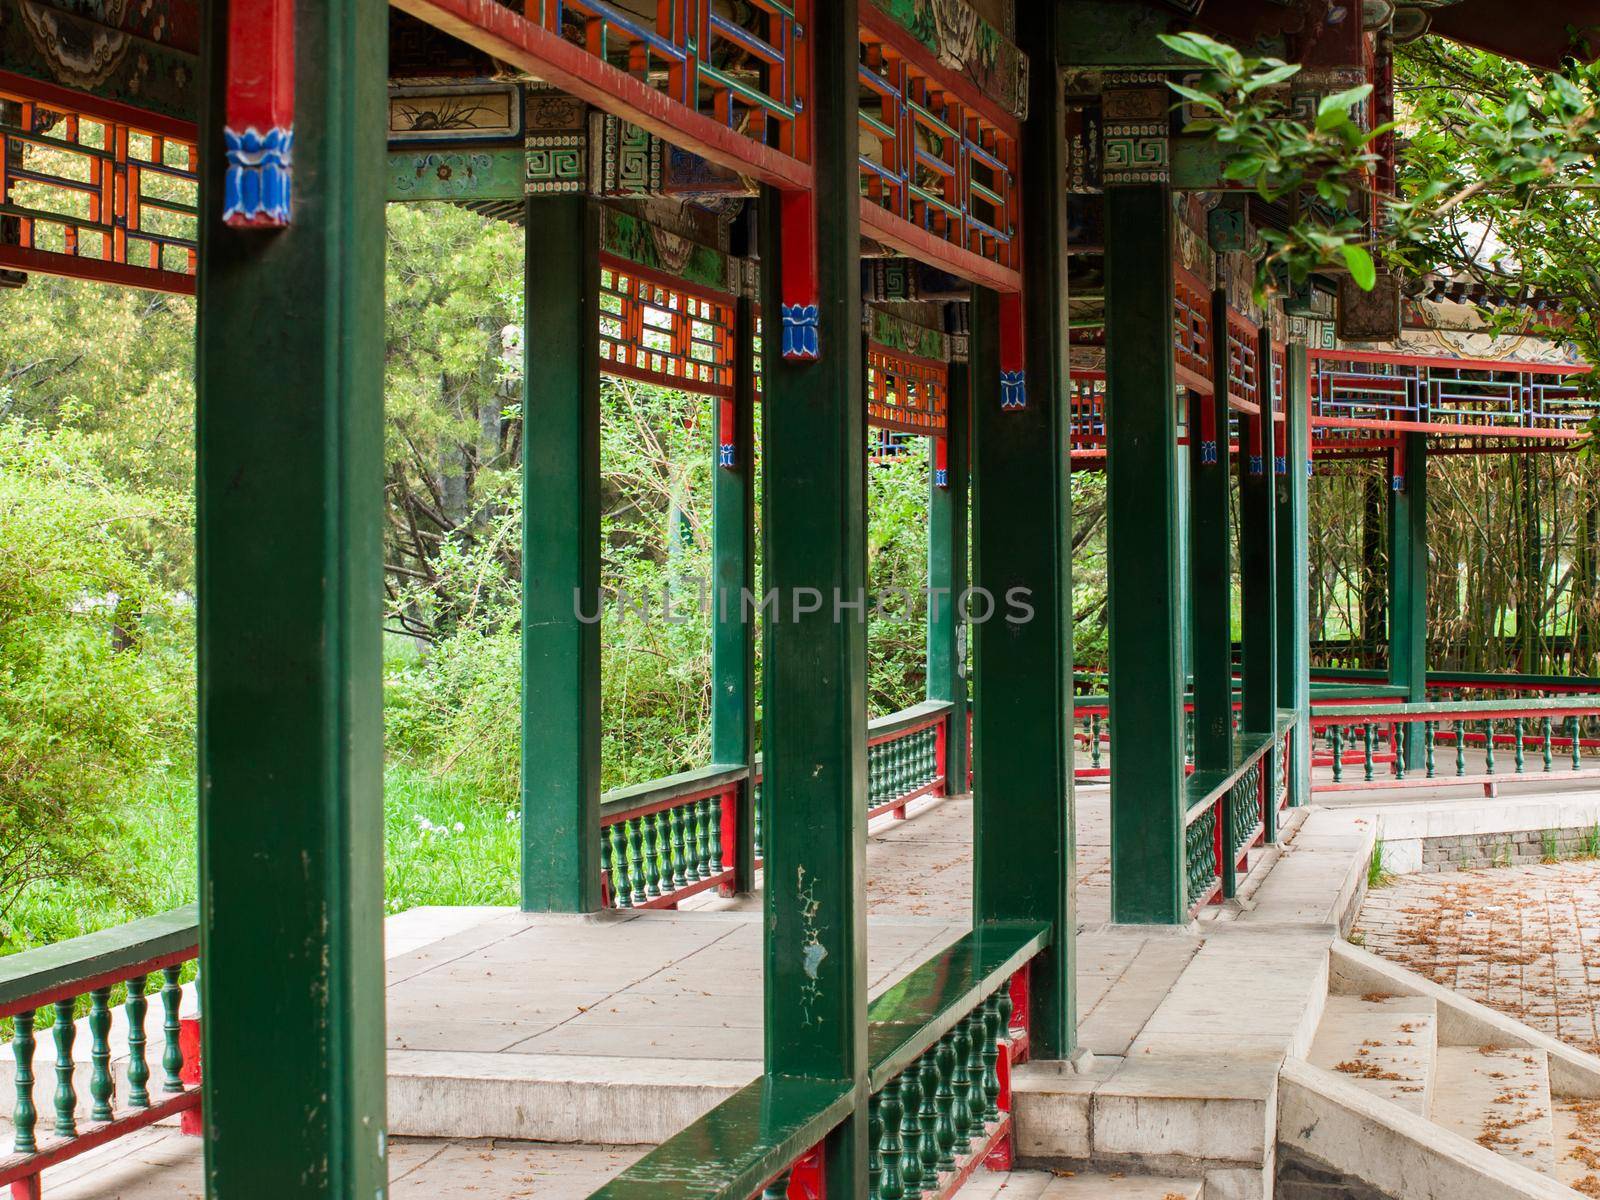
[224,0,294,228]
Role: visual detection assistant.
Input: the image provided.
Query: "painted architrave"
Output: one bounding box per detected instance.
[862,0,1029,121]
[223,0,293,227]
[196,0,387,1194]
[387,147,526,202]
[0,0,199,128]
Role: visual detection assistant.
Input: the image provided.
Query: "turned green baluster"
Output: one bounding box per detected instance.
[900,1063,925,1197]
[1575,717,1585,770]
[708,795,724,874]
[641,812,660,898]
[934,1033,958,1170]
[12,1008,37,1153]
[1485,719,1496,775]
[1363,723,1374,782]
[1394,723,1406,780]
[54,997,77,1137]
[1543,718,1554,773]
[1514,717,1526,773]
[694,797,710,879]
[1331,725,1343,783]
[762,1171,790,1200]
[126,974,150,1108]
[918,1049,941,1181]
[608,825,631,907]
[89,986,113,1122]
[625,817,646,905]
[997,984,1015,1046]
[880,1077,905,1200]
[161,966,183,1094]
[1090,714,1102,768]
[949,1018,972,1145]
[981,994,1002,1122]
[600,827,615,907]
[1456,718,1467,776]
[1424,721,1436,778]
[668,805,687,891]
[868,1091,884,1200]
[965,1010,988,1129]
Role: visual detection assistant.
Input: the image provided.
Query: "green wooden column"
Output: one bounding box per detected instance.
[759,0,868,1190]
[1239,326,1279,841]
[1276,344,1312,805]
[1388,432,1428,704]
[1191,292,1234,773]
[712,296,758,892]
[928,358,970,794]
[973,0,1076,1058]
[195,1,388,1195]
[521,196,603,912]
[1106,184,1187,925]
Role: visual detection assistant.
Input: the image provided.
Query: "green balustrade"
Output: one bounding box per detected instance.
[980,994,1002,1122]
[934,1031,959,1167]
[1331,725,1344,783]
[54,997,76,1137]
[1363,724,1375,781]
[868,1093,883,1198]
[963,1010,986,1131]
[948,1021,972,1145]
[898,1059,924,1197]
[1543,718,1554,772]
[1394,723,1407,780]
[1575,717,1584,770]
[878,1078,905,1200]
[1185,806,1218,901]
[1484,720,1496,774]
[1424,721,1436,778]
[126,974,150,1109]
[89,986,114,1122]
[12,1009,36,1153]
[917,1050,940,1181]
[1514,718,1526,773]
[1457,719,1468,775]
[161,966,183,1094]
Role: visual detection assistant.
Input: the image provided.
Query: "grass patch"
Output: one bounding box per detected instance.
[1367,837,1394,889]
[4,763,524,959]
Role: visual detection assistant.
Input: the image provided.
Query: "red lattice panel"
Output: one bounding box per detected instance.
[0,86,197,293]
[597,257,735,397]
[867,343,948,435]
[1173,267,1214,393]
[1226,310,1261,411]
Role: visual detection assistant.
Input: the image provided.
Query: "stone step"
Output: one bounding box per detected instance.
[1307,994,1438,1116]
[1431,1046,1556,1178]
[955,1169,1203,1200]
[1551,1097,1600,1195]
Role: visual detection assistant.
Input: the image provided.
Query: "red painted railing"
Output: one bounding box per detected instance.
[2,908,201,1199]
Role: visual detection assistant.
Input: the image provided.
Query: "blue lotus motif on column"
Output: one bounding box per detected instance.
[1000,370,1027,410]
[780,305,819,359]
[223,126,294,225]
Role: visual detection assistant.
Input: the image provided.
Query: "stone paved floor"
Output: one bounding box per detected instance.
[1354,861,1600,1055]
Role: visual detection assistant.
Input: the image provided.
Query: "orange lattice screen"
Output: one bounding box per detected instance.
[866,343,948,436]
[0,85,197,294]
[597,256,736,398]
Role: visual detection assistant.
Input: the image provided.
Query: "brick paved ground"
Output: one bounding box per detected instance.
[1355,862,1600,1055]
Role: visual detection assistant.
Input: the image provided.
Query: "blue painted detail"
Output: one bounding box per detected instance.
[223,126,294,225]
[1250,454,1264,475]
[1392,474,1404,491]
[934,468,949,488]
[780,304,819,359]
[1200,440,1218,465]
[1306,459,1314,478]
[1274,455,1287,475]
[719,443,735,468]
[1000,370,1027,410]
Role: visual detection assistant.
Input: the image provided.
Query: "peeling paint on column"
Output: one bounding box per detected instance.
[796,866,826,1026]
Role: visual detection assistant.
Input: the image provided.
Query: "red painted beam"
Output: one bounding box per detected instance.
[860,202,1021,294]
[0,246,195,297]
[388,0,812,192]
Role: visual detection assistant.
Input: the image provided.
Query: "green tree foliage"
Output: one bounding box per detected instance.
[0,420,192,942]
